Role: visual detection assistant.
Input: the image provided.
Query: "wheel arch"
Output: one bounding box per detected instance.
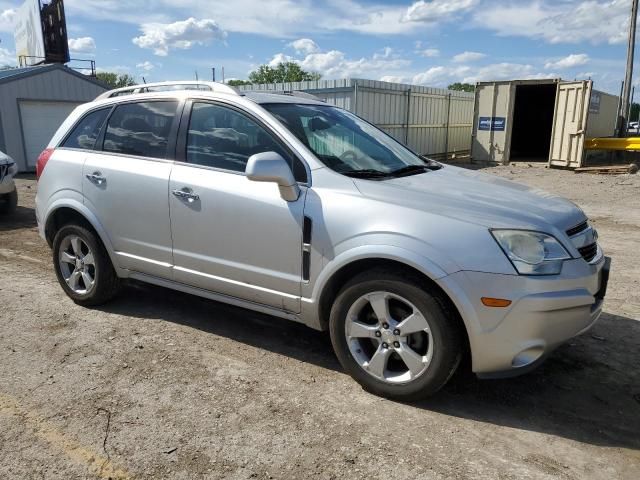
[43,201,121,274]
[314,256,471,361]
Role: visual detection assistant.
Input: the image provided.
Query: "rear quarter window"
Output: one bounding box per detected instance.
[61,108,110,150]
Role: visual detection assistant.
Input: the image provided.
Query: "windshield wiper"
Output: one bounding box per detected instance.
[340,169,391,179]
[388,165,431,178]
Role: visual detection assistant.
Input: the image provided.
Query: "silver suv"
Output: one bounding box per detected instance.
[35,81,610,399]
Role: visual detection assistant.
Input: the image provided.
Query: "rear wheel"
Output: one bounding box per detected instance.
[329,269,462,400]
[0,188,17,214]
[52,224,120,306]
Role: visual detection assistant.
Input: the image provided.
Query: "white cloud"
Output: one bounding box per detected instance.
[473,1,629,45]
[266,41,411,80]
[0,47,16,66]
[403,0,479,22]
[452,51,485,63]
[418,48,440,58]
[288,38,319,55]
[544,53,590,70]
[380,75,408,84]
[68,37,96,54]
[0,8,15,33]
[268,52,294,67]
[136,61,156,72]
[412,62,553,87]
[132,17,227,56]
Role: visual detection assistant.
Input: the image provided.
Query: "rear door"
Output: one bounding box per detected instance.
[549,80,592,168]
[82,100,181,279]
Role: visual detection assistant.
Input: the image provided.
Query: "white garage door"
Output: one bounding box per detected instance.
[19,101,81,168]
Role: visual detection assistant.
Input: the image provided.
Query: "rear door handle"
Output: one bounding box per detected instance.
[86,172,106,185]
[172,188,200,203]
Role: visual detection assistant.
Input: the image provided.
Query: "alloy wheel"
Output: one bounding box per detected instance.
[58,235,96,295]
[345,291,434,384]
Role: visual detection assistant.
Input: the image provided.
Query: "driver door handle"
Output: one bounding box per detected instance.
[172,188,200,203]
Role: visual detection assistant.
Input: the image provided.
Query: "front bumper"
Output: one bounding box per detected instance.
[439,256,610,376]
[0,175,15,195]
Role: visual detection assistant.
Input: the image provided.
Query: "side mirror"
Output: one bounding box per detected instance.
[246,152,301,202]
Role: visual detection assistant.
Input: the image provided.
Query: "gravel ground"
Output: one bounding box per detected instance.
[0,164,639,480]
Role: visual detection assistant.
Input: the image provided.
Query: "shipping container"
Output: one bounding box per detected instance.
[238,79,475,158]
[471,79,618,168]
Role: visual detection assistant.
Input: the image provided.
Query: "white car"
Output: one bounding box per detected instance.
[0,151,18,214]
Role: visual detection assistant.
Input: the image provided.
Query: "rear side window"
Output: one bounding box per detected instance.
[62,108,109,150]
[103,101,178,159]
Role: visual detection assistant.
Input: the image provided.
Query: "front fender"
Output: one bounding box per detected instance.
[300,243,454,330]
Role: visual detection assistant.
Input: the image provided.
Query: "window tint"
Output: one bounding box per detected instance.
[62,108,109,150]
[103,101,178,159]
[186,102,306,181]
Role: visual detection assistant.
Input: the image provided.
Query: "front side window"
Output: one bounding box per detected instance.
[103,101,178,159]
[62,108,109,150]
[186,102,306,181]
[262,103,437,179]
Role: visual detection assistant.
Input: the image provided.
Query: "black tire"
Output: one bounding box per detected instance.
[52,224,120,306]
[0,188,17,214]
[329,268,462,400]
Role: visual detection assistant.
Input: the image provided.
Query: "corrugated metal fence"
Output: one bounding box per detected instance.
[238,78,475,157]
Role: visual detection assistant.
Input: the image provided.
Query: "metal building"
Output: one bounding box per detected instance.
[238,79,475,158]
[0,64,106,171]
[471,79,619,168]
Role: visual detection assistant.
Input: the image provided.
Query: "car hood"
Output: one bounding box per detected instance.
[353,165,586,231]
[0,151,14,166]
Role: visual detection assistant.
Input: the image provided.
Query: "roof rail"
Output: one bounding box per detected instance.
[244,89,325,103]
[95,81,240,100]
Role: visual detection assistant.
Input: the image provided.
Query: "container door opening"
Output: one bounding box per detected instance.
[509,84,557,162]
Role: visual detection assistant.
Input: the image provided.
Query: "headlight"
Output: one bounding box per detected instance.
[491,230,571,275]
[7,162,18,176]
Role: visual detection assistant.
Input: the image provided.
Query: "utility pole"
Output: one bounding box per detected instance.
[618,0,638,137]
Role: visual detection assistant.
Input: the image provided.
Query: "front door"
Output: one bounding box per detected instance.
[83,100,180,279]
[169,101,306,312]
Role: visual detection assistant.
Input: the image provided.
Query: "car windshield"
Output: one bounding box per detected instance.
[262,103,438,179]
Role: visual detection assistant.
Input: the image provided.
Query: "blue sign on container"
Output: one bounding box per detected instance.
[478,117,506,131]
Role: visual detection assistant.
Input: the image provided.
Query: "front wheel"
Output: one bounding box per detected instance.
[0,188,17,214]
[329,269,462,400]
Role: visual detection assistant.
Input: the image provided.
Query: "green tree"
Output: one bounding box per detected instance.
[97,72,137,89]
[447,82,475,93]
[226,79,252,86]
[247,62,321,84]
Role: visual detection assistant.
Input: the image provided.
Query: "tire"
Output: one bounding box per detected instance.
[0,188,17,214]
[52,224,120,306]
[329,268,462,400]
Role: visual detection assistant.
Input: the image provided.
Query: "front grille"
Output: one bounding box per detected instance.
[566,221,588,237]
[578,243,598,262]
[0,164,6,182]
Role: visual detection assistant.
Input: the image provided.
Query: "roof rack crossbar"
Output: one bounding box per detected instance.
[95,81,240,100]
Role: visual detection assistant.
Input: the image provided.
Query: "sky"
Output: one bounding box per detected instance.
[0,0,637,94]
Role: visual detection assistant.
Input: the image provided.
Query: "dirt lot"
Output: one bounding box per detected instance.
[1,164,639,480]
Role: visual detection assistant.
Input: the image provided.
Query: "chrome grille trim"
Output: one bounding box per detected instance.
[566,220,588,237]
[566,219,600,264]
